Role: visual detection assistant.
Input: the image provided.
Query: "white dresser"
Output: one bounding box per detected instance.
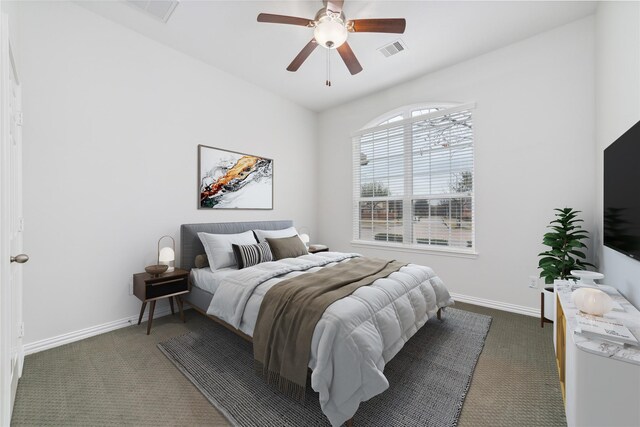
[554,281,640,427]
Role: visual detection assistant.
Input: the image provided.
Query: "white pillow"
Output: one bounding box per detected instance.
[198,230,257,270]
[253,227,298,243]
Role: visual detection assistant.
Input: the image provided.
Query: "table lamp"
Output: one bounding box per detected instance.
[158,235,175,272]
[571,287,613,316]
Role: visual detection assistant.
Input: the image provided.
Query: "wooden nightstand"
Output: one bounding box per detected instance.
[308,245,329,254]
[133,268,189,335]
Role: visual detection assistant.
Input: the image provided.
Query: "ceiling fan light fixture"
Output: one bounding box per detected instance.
[314,16,348,49]
[257,0,406,77]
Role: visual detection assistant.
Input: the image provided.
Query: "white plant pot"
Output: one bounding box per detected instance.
[543,286,555,321]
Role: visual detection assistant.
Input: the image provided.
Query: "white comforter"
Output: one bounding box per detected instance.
[207,252,454,427]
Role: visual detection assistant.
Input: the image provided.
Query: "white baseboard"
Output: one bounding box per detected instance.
[450,292,540,318]
[23,292,538,356]
[23,305,185,355]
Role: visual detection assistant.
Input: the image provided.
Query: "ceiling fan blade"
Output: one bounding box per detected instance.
[287,39,319,72]
[326,0,344,14]
[348,18,406,34]
[257,13,313,27]
[337,42,363,75]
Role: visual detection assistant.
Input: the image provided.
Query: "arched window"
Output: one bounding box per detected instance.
[353,103,475,253]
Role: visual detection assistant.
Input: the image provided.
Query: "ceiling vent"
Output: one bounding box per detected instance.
[378,39,407,58]
[126,1,179,23]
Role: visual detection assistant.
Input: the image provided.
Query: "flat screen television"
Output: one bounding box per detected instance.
[604,119,640,260]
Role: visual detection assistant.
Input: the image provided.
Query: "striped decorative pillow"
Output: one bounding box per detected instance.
[232,241,273,269]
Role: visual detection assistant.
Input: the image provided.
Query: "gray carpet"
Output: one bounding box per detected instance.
[11,303,567,426]
[158,308,491,427]
[455,303,567,427]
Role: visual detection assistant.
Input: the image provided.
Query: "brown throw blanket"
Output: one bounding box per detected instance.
[253,257,406,400]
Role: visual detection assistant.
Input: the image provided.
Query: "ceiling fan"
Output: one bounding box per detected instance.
[257,0,406,80]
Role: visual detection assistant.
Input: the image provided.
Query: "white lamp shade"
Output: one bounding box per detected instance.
[571,288,614,316]
[314,18,348,49]
[159,247,175,263]
[299,233,310,245]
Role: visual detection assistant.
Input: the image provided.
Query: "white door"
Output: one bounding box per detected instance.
[0,12,25,424]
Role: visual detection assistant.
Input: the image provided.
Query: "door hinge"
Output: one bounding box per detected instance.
[18,217,24,232]
[16,111,23,127]
[19,322,24,338]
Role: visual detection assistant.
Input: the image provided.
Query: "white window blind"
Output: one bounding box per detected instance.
[353,104,475,252]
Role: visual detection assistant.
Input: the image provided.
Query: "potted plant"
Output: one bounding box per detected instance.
[538,208,595,322]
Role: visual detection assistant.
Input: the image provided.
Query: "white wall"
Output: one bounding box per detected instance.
[2,1,19,51]
[317,17,596,312]
[16,1,616,347]
[595,2,640,308]
[17,2,317,345]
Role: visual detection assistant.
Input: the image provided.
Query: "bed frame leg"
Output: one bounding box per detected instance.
[345,418,354,427]
[437,308,442,321]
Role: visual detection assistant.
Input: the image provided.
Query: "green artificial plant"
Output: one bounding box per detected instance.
[538,208,595,284]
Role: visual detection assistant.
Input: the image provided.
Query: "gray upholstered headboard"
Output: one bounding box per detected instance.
[180,220,294,271]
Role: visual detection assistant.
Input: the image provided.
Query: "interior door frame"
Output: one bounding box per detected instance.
[0,11,22,424]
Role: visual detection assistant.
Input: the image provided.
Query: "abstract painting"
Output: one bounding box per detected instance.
[198,145,273,209]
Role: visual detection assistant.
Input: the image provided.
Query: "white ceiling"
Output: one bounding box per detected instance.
[78,1,597,112]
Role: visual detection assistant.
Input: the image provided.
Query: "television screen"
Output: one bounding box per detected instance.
[604,119,640,260]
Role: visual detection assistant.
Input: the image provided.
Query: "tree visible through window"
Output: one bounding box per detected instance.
[353,104,475,252]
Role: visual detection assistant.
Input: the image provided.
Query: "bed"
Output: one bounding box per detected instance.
[180,220,454,427]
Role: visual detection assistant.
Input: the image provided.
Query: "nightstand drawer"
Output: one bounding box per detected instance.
[133,268,190,334]
[145,276,188,299]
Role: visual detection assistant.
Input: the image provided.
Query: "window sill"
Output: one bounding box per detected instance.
[350,240,479,259]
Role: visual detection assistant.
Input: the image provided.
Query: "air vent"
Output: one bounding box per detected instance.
[378,39,407,58]
[127,0,179,23]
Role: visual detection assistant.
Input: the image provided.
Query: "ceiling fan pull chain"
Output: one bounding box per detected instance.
[326,48,329,86]
[326,48,332,87]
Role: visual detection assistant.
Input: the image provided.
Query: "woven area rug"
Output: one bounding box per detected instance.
[158,308,491,427]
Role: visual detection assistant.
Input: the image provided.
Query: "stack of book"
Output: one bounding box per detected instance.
[574,313,639,347]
